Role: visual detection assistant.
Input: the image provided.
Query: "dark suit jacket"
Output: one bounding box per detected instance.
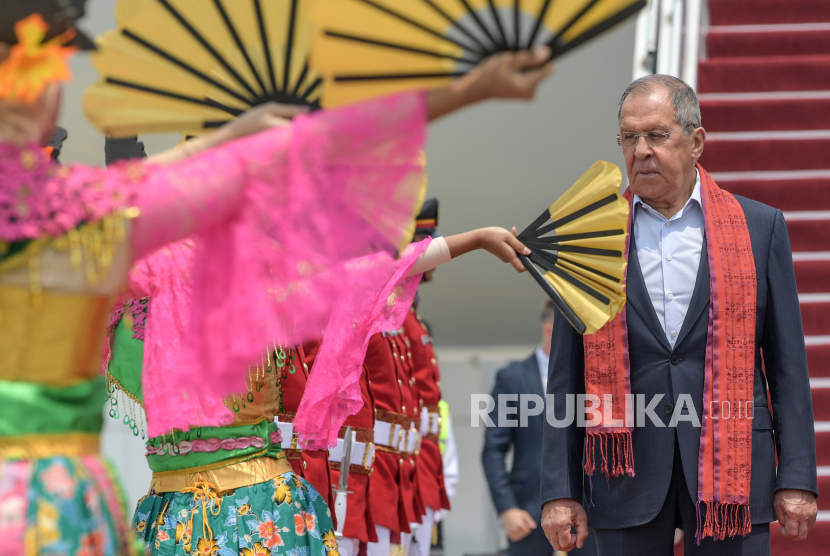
[483,354,547,523]
[540,195,818,529]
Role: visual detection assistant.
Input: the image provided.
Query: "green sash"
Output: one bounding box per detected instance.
[0,377,105,437]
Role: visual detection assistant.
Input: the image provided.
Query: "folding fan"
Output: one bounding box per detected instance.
[518,160,629,335]
[84,0,324,138]
[307,0,647,107]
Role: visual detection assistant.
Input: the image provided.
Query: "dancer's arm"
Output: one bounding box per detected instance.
[148,103,306,166]
[426,46,554,121]
[408,227,530,276]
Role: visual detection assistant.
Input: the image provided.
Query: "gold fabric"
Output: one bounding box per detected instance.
[0,433,100,460]
[225,348,283,425]
[0,284,112,385]
[149,454,292,495]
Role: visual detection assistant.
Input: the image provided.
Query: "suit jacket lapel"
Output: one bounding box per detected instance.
[674,235,710,350]
[626,232,673,352]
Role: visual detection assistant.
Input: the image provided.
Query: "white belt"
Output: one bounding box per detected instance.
[398,427,420,454]
[373,420,402,448]
[275,418,298,450]
[419,408,441,436]
[328,431,376,468]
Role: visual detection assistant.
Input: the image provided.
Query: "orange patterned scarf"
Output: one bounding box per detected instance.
[584,163,756,542]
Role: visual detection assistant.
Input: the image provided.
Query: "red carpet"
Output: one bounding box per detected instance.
[812,389,830,422]
[709,0,830,26]
[702,133,830,172]
[795,260,830,293]
[701,96,830,132]
[694,2,830,554]
[809,345,830,378]
[801,302,830,336]
[717,176,830,211]
[707,26,830,58]
[698,54,830,94]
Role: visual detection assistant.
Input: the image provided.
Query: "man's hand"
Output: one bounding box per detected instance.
[500,508,537,542]
[775,489,817,541]
[541,499,589,552]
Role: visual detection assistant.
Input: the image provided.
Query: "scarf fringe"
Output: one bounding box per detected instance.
[584,431,635,479]
[695,501,752,544]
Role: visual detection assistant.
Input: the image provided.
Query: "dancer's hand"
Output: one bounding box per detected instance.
[427,45,554,120]
[776,489,817,541]
[477,227,530,273]
[466,46,555,102]
[541,498,589,552]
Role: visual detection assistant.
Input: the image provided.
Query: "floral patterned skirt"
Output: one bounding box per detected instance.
[132,472,339,556]
[0,455,137,556]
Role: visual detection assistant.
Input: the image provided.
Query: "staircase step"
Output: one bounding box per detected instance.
[770,518,830,555]
[819,474,830,511]
[714,172,830,212]
[700,93,830,132]
[701,131,830,173]
[808,341,830,378]
[796,259,830,293]
[815,428,830,465]
[709,0,830,26]
[802,297,830,336]
[786,219,830,252]
[814,390,830,421]
[708,24,830,58]
[698,55,830,94]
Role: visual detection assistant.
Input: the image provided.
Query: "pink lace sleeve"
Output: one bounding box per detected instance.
[294,238,431,449]
[129,92,428,436]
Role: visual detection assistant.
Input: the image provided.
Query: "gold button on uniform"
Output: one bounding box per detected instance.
[397,379,402,386]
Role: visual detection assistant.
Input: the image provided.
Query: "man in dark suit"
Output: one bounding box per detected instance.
[540,75,818,555]
[483,301,597,556]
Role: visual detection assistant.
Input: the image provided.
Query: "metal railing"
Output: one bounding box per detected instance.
[632,0,705,89]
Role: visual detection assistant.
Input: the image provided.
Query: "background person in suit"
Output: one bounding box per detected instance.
[483,301,597,556]
[540,75,818,555]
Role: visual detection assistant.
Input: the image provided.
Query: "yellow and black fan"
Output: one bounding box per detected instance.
[307,0,647,107]
[84,0,324,138]
[518,160,629,335]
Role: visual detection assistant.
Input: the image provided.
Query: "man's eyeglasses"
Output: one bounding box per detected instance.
[617,128,683,148]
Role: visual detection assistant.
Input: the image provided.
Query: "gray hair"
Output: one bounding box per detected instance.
[618,74,701,135]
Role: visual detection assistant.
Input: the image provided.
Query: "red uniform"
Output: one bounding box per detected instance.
[276,342,336,519]
[402,309,451,514]
[364,330,424,535]
[329,366,378,543]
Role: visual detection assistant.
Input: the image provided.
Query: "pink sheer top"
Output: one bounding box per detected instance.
[3,91,428,438]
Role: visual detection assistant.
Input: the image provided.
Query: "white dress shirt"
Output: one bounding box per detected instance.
[632,170,704,347]
[535,344,550,392]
